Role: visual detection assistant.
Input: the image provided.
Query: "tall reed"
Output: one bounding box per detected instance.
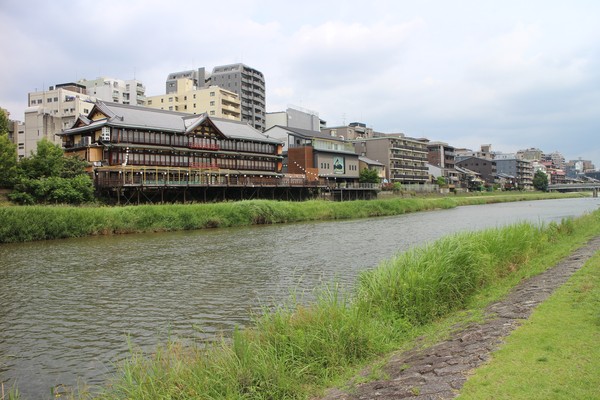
[89,210,600,399]
[0,192,583,243]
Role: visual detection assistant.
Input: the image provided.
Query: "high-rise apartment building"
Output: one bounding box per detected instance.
[209,64,266,131]
[166,64,266,131]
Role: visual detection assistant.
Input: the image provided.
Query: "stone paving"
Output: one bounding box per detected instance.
[320,236,600,400]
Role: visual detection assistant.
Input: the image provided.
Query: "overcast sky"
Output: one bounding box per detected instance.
[1,0,599,167]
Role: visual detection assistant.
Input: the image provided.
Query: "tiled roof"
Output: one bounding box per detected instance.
[63,101,282,143]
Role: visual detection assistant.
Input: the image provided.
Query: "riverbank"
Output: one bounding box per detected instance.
[0,192,585,243]
[81,207,600,399]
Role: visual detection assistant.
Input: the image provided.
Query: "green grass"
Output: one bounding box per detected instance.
[80,208,600,400]
[458,251,600,400]
[0,192,585,243]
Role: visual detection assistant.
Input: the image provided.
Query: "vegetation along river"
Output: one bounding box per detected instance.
[1,197,599,398]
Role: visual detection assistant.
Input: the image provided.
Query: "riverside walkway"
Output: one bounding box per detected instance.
[320,235,600,400]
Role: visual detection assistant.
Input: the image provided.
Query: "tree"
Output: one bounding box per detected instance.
[0,108,9,134]
[359,168,380,184]
[533,170,549,192]
[18,138,65,179]
[0,132,18,188]
[436,176,447,186]
[9,139,94,204]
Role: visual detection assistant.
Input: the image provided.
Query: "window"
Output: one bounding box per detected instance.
[210,111,215,115]
[168,97,173,102]
[148,100,152,105]
[210,92,215,97]
[54,97,58,102]
[210,101,215,106]
[47,98,52,103]
[161,98,164,103]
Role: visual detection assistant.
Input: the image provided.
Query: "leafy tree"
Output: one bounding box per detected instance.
[0,133,18,188]
[0,108,9,134]
[436,176,447,186]
[359,168,380,184]
[9,139,94,204]
[18,138,65,179]
[533,170,549,192]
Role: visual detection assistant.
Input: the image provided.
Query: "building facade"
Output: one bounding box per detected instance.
[353,135,429,184]
[209,64,266,131]
[79,77,146,106]
[495,157,534,189]
[455,157,497,186]
[264,126,360,183]
[146,79,241,120]
[59,101,283,194]
[25,83,97,157]
[266,106,325,131]
[166,63,266,131]
[322,122,374,141]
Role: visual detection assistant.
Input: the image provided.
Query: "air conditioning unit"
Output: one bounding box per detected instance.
[101,127,111,141]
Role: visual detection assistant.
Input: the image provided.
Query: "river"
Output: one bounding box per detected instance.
[1,197,598,398]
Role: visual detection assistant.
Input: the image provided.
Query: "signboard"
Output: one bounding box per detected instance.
[333,156,344,174]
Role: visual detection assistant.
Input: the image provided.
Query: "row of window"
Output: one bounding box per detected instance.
[112,129,277,154]
[110,152,277,171]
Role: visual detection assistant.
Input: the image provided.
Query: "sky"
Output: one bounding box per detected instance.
[1,0,599,168]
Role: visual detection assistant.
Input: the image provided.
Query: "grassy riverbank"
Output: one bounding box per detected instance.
[0,191,585,243]
[458,251,600,399]
[81,207,600,399]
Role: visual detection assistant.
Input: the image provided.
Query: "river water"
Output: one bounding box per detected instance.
[1,197,598,398]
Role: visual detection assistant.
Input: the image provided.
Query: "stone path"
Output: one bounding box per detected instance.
[320,236,600,400]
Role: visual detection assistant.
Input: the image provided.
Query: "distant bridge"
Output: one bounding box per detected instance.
[548,183,600,197]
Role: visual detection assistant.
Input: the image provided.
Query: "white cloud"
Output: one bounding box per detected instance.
[1,0,599,167]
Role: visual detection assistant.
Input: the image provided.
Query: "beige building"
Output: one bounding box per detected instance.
[354,135,429,184]
[24,83,96,157]
[146,79,241,121]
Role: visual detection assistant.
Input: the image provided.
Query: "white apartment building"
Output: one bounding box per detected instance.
[23,77,147,157]
[79,77,146,106]
[24,83,96,157]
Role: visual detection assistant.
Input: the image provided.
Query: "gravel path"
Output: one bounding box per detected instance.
[320,236,600,400]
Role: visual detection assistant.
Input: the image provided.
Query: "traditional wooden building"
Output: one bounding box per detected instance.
[59,101,304,203]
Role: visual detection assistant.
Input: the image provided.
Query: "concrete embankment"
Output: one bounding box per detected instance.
[320,235,600,400]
